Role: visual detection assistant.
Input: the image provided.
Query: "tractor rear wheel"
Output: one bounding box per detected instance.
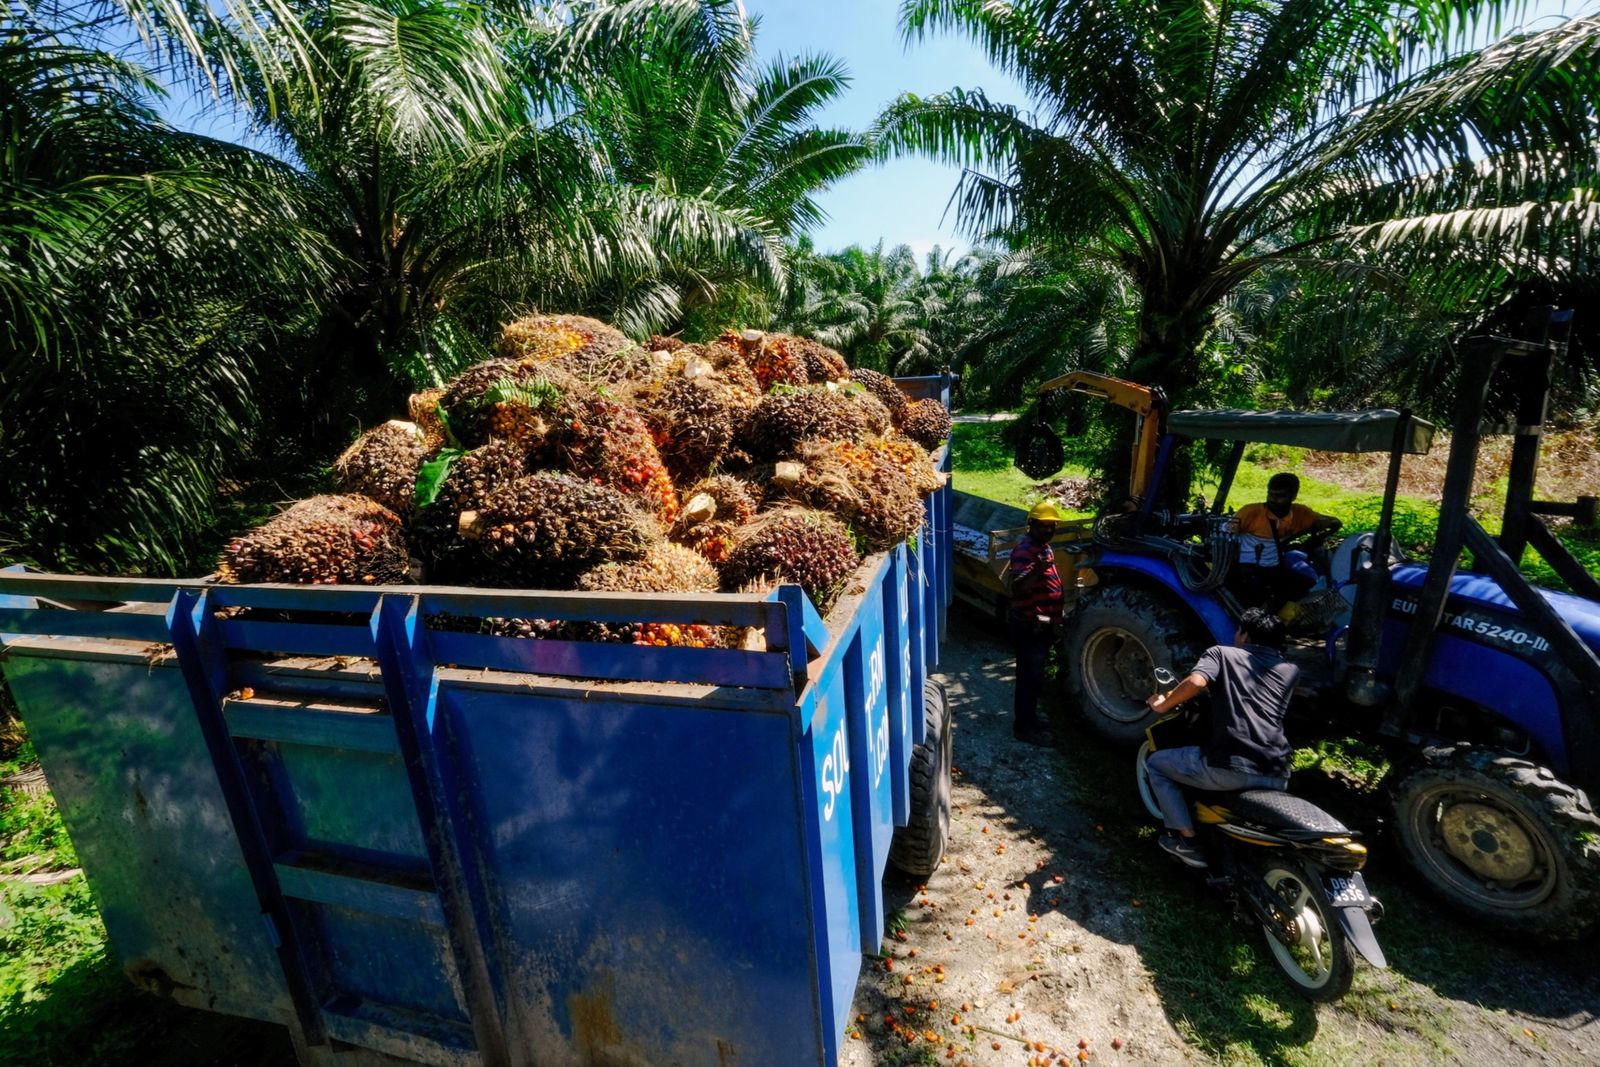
[1389,745,1600,941]
[1062,583,1207,746]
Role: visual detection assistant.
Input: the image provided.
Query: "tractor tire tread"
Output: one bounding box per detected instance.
[889,680,953,878]
[1390,744,1600,942]
[1062,582,1207,746]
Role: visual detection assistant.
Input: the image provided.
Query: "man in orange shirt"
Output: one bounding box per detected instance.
[1232,473,1341,609]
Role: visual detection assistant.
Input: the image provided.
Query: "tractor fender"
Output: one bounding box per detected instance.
[1379,617,1568,774]
[1090,550,1237,646]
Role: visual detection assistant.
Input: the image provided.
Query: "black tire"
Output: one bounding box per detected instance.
[889,679,953,878]
[1258,861,1356,1002]
[1061,583,1207,746]
[1389,745,1600,941]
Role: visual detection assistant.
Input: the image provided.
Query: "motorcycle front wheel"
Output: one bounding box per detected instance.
[1259,862,1355,1001]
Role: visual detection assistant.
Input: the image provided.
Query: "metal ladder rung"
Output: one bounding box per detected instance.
[322,998,479,1067]
[274,853,442,926]
[224,693,398,755]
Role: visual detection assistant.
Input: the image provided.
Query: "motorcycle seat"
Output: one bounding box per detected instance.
[1225,789,1349,834]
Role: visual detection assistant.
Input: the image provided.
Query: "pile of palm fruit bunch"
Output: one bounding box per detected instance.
[213,315,947,646]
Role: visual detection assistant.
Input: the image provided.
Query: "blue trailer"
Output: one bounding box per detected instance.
[0,378,955,1067]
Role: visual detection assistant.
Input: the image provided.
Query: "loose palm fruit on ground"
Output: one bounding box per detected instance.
[722,507,860,612]
[467,472,657,587]
[218,495,409,586]
[332,420,429,515]
[898,397,953,451]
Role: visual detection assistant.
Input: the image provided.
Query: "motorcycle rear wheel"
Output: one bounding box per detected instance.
[1259,862,1355,1001]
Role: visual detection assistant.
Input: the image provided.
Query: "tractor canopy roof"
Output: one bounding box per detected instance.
[1166,408,1436,454]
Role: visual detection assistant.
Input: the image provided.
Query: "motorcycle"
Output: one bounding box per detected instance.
[1135,670,1387,1001]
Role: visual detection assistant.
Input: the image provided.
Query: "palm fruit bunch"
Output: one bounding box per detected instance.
[577,541,719,595]
[898,397,953,451]
[498,313,654,386]
[566,542,722,645]
[745,387,871,461]
[690,337,761,395]
[790,335,850,383]
[408,390,448,448]
[409,440,529,580]
[331,420,429,515]
[789,440,926,550]
[482,370,579,466]
[440,359,551,448]
[845,386,894,436]
[744,332,808,391]
[647,335,685,354]
[671,474,761,564]
[217,495,408,586]
[465,472,657,587]
[721,507,860,613]
[631,376,741,484]
[850,368,907,421]
[866,436,946,495]
[557,393,679,523]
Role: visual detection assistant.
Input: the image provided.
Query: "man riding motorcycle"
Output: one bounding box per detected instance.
[1142,607,1297,868]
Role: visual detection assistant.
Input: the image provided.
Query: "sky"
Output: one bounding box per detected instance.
[742,0,1027,259]
[157,0,1585,260]
[746,0,1584,257]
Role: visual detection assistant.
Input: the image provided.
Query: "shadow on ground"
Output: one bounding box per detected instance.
[1,951,294,1067]
[937,608,1600,1064]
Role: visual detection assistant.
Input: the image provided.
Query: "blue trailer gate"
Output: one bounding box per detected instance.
[0,378,954,1067]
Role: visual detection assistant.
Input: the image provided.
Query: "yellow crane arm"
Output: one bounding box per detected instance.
[1036,371,1164,501]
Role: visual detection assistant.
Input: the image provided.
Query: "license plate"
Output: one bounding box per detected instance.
[1324,873,1371,907]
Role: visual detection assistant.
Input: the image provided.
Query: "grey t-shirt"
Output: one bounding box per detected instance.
[1191,644,1297,777]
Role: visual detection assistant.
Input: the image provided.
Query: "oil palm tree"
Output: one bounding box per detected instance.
[1,8,331,572]
[563,0,869,332]
[804,241,940,372]
[878,0,1600,401]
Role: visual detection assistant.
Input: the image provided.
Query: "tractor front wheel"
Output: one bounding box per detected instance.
[1062,583,1207,746]
[1389,746,1600,941]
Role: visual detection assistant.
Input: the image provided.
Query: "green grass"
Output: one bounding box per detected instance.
[949,421,1094,513]
[0,735,177,1066]
[1028,705,1591,1067]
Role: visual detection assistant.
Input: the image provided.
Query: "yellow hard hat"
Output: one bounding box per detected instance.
[1028,501,1065,523]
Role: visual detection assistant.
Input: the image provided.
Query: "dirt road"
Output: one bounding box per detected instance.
[846,613,1600,1067]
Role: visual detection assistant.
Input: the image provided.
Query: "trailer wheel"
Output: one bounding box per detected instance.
[890,680,953,878]
[1390,746,1600,941]
[1062,584,1206,746]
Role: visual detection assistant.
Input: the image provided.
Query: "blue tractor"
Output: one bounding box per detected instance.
[1045,317,1600,940]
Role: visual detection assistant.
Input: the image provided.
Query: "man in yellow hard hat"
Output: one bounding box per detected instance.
[1005,500,1066,746]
